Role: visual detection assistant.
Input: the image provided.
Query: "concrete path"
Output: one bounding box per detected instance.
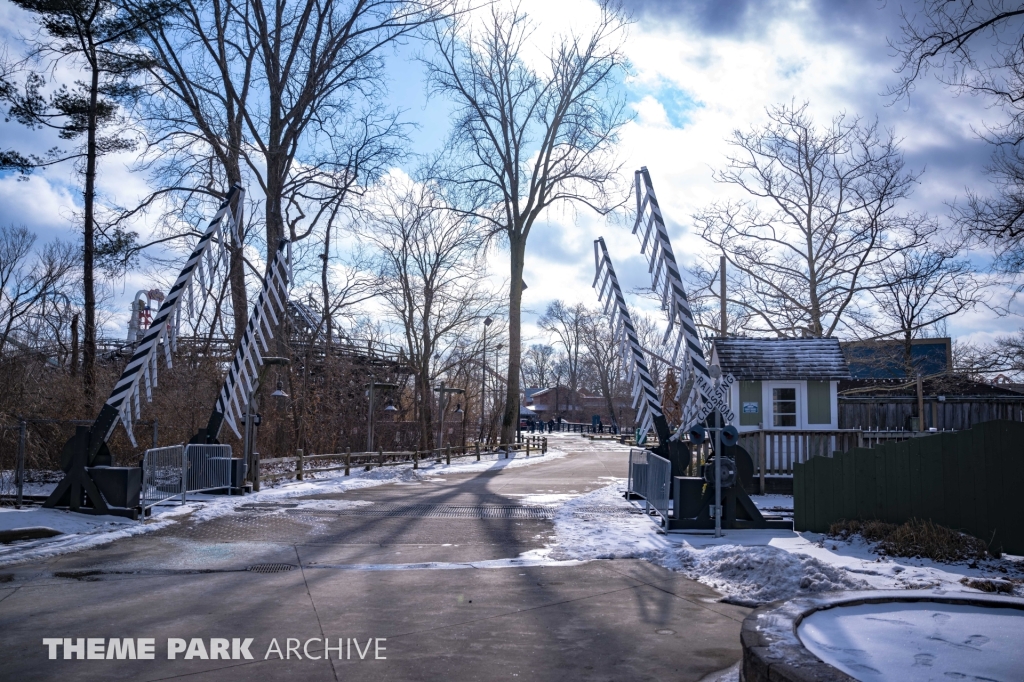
[0,434,749,681]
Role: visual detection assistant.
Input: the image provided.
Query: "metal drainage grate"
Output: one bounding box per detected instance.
[247,563,296,573]
[287,504,554,520]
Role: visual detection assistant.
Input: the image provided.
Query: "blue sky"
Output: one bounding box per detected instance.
[0,0,1018,350]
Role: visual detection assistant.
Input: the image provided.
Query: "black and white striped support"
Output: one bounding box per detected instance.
[631,167,712,436]
[204,239,291,440]
[90,185,244,456]
[593,237,665,443]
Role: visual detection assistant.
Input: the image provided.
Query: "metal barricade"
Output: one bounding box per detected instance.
[141,445,184,513]
[183,444,233,497]
[627,448,671,526]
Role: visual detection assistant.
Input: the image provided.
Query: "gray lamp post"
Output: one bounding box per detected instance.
[434,382,465,449]
[245,356,290,492]
[366,379,398,452]
[480,316,493,442]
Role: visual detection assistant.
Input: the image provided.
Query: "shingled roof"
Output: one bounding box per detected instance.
[712,338,851,381]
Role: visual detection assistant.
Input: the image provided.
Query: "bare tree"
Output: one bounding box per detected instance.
[538,300,588,411]
[890,2,1024,272]
[355,176,495,449]
[125,0,436,345]
[426,3,630,441]
[520,343,555,388]
[0,226,79,357]
[866,241,985,370]
[579,307,624,427]
[695,102,932,338]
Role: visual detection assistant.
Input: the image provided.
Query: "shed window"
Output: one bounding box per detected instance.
[772,387,797,427]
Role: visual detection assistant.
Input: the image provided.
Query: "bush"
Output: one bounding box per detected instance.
[828,517,993,562]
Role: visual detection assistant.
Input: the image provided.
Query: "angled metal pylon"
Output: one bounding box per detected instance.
[94,184,244,451]
[199,239,291,442]
[44,185,244,515]
[593,237,664,443]
[632,167,712,436]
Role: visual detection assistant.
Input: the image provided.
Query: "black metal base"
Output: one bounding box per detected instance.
[669,478,792,531]
[669,517,793,530]
[42,427,141,519]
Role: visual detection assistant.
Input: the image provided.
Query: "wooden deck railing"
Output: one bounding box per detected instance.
[737,428,951,478]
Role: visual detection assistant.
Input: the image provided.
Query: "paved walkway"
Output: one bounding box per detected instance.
[0,434,748,681]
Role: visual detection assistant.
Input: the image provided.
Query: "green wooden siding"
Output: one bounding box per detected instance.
[739,381,762,426]
[793,420,1024,555]
[807,380,831,424]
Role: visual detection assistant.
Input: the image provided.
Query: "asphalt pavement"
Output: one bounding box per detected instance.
[0,434,749,681]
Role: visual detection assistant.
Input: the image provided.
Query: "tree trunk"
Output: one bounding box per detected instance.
[501,238,526,443]
[81,61,100,398]
[225,159,247,344]
[70,313,79,377]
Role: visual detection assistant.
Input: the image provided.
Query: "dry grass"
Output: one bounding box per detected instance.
[828,518,994,562]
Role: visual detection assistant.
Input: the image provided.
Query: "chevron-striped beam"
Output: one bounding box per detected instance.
[206,239,291,440]
[593,237,664,443]
[90,186,243,456]
[631,167,713,436]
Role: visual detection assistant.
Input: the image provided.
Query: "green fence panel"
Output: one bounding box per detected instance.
[939,432,959,529]
[843,452,857,521]
[792,420,1024,554]
[961,428,984,539]
[854,448,874,521]
[794,458,802,528]
[908,438,924,523]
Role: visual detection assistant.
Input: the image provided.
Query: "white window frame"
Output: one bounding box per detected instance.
[768,382,802,430]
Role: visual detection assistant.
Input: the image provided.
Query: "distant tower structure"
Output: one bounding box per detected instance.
[127,289,166,343]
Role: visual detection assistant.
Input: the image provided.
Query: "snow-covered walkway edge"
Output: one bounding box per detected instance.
[0,448,569,567]
[528,481,1024,607]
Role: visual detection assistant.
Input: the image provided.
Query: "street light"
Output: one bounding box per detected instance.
[434,382,465,449]
[480,316,494,442]
[271,380,289,399]
[244,356,290,492]
[366,379,398,452]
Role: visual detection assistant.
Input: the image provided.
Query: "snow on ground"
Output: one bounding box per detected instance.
[798,601,1024,681]
[0,447,568,567]
[526,479,1024,606]
[4,432,1020,610]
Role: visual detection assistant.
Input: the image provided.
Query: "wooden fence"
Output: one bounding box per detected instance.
[839,396,1024,431]
[793,420,1024,555]
[258,435,548,485]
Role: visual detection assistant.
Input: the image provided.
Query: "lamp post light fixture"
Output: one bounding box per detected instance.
[480,316,494,442]
[366,379,399,452]
[434,382,465,449]
[245,356,290,492]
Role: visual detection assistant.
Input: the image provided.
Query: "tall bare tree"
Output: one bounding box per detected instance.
[126,0,437,345]
[695,102,932,338]
[890,2,1024,272]
[426,3,630,441]
[579,307,624,427]
[355,176,495,449]
[0,226,79,357]
[538,300,587,407]
[520,343,555,387]
[867,242,985,370]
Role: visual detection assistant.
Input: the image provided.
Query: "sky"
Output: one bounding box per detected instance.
[0,0,1017,351]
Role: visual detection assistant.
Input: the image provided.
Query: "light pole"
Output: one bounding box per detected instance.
[244,356,290,492]
[480,316,493,442]
[366,379,398,452]
[434,382,465,449]
[710,364,723,538]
